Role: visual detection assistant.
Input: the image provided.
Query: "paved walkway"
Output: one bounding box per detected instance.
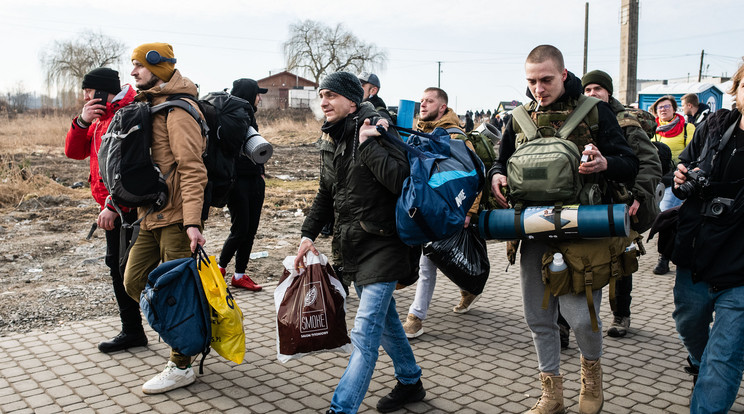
[2,239,744,414]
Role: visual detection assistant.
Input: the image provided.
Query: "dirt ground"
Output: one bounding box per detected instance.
[0,143,336,336]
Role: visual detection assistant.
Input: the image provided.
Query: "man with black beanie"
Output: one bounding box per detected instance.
[294,71,425,414]
[65,67,146,354]
[217,78,268,291]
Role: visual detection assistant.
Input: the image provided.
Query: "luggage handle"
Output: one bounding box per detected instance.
[376,125,449,161]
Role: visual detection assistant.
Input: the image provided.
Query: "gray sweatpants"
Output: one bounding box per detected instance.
[520,240,603,375]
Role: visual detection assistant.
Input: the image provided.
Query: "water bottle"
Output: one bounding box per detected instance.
[549,253,567,272]
[625,242,637,253]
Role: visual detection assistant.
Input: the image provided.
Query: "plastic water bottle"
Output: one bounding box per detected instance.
[249,251,269,260]
[549,253,567,272]
[625,242,637,252]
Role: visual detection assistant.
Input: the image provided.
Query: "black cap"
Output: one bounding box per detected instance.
[232,78,268,109]
[320,72,364,106]
[81,67,121,95]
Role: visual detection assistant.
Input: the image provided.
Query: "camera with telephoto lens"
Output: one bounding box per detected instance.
[703,197,735,218]
[675,168,709,199]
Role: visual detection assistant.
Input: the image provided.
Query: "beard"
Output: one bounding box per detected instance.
[419,111,438,122]
[137,74,161,91]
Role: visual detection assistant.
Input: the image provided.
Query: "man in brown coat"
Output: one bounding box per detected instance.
[122,42,207,395]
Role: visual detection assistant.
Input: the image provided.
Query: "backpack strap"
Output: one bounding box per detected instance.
[445,126,466,137]
[152,99,209,137]
[581,256,600,332]
[512,105,539,140]
[556,96,601,139]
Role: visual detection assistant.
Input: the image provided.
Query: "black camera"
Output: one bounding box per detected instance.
[703,197,735,218]
[675,168,709,199]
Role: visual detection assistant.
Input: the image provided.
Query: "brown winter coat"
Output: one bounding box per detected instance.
[134,69,207,230]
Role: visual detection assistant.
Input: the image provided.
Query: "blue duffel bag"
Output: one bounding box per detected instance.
[140,255,212,372]
[378,125,485,246]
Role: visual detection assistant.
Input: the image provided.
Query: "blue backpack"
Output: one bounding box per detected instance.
[140,256,212,373]
[379,125,486,246]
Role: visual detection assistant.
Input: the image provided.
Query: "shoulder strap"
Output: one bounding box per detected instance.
[151,99,209,136]
[557,96,601,139]
[512,105,538,140]
[445,126,466,136]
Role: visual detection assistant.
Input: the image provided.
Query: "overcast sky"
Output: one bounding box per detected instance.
[2,0,742,112]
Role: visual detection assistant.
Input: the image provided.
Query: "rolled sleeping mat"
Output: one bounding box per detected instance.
[478,204,629,241]
[243,126,273,164]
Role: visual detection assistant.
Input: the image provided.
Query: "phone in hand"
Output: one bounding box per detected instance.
[93,89,108,105]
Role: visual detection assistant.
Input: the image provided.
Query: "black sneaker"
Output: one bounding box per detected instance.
[376,379,426,413]
[653,257,670,275]
[98,330,148,353]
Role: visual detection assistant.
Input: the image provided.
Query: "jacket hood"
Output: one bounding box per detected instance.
[105,84,136,116]
[608,96,626,113]
[136,69,198,101]
[416,107,462,132]
[525,70,583,103]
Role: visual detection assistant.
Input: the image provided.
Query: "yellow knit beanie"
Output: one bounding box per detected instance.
[131,42,176,82]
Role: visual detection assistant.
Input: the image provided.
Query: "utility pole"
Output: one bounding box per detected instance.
[583,2,589,75]
[437,61,442,88]
[698,50,705,82]
[618,0,639,105]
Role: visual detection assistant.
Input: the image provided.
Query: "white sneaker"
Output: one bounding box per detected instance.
[142,361,195,394]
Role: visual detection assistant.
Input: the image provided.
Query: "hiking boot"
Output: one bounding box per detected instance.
[142,361,195,394]
[231,274,262,291]
[579,356,603,414]
[526,372,565,414]
[376,379,426,413]
[607,315,630,338]
[97,330,148,353]
[559,323,570,350]
[403,314,424,339]
[453,290,480,314]
[653,256,670,275]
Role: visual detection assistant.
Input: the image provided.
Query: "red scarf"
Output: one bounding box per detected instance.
[656,113,685,138]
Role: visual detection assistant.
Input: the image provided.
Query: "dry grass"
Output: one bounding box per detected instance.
[0,113,70,154]
[263,177,318,212]
[258,109,322,147]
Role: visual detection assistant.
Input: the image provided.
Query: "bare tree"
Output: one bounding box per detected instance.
[283,20,387,85]
[8,82,31,113]
[40,30,126,107]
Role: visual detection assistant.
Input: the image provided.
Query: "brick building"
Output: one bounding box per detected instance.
[256,71,318,109]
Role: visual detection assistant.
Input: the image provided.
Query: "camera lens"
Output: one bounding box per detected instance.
[710,203,723,216]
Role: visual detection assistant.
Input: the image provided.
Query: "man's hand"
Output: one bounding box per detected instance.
[186,227,206,253]
[578,144,608,175]
[464,215,471,228]
[628,199,640,216]
[491,174,509,208]
[359,118,389,144]
[294,238,320,271]
[97,208,118,231]
[80,98,106,124]
[673,164,689,188]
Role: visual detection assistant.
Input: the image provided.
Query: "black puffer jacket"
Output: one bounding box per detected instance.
[673,109,744,290]
[301,102,412,286]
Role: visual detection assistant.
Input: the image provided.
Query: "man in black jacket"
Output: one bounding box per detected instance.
[671,59,744,413]
[295,72,425,414]
[681,93,711,127]
[489,45,638,414]
[358,71,393,123]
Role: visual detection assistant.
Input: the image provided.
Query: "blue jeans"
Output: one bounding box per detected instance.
[659,186,683,211]
[673,267,744,413]
[330,281,422,414]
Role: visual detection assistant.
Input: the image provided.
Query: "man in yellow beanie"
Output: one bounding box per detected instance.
[123,42,208,394]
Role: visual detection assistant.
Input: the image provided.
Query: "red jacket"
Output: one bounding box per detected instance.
[65,84,136,210]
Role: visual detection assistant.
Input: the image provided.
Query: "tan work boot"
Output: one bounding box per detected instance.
[403,314,423,339]
[579,356,604,414]
[526,372,565,414]
[453,290,480,313]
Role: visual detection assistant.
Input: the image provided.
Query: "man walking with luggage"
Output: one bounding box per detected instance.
[582,70,663,339]
[295,71,425,414]
[402,87,482,339]
[122,42,208,394]
[65,68,147,353]
[489,45,638,414]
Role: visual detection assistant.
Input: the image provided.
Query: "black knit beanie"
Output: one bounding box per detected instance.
[581,70,613,96]
[81,67,121,95]
[319,72,363,106]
